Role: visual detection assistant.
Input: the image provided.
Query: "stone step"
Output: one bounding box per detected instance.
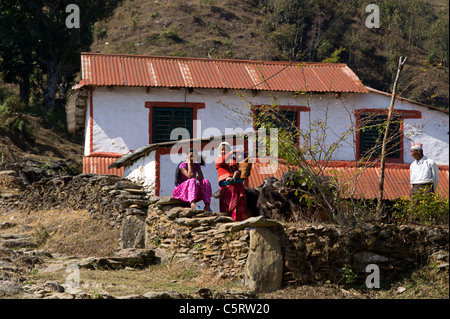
[0,233,37,248]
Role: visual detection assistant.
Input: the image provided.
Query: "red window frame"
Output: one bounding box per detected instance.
[251,104,310,143]
[354,108,421,163]
[145,101,205,144]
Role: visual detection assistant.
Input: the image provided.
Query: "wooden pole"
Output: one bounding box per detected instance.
[376,56,407,215]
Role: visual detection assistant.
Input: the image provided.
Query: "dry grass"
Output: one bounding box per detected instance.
[0,209,119,257]
[260,265,449,299]
[1,208,448,299]
[90,0,273,60]
[26,256,242,298]
[1,208,244,297]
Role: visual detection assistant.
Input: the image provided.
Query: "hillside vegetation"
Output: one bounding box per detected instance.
[0,0,448,163]
[90,0,448,108]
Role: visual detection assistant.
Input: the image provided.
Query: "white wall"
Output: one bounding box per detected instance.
[123,152,156,194]
[88,86,449,165]
[86,87,150,155]
[348,92,449,165]
[115,86,448,210]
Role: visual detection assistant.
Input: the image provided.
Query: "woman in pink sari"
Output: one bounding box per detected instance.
[215,142,246,221]
[172,149,212,211]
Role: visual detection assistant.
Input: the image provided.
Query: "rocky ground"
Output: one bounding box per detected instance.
[1,209,448,300]
[0,159,257,299]
[0,159,448,301]
[0,242,256,300]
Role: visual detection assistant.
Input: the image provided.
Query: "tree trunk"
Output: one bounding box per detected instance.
[43,55,62,113]
[18,76,31,107]
[376,56,407,215]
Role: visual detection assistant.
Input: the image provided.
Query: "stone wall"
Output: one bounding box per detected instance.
[144,196,250,280]
[0,160,149,229]
[142,196,449,291]
[279,222,448,285]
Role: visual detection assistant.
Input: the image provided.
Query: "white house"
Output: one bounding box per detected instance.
[67,53,449,211]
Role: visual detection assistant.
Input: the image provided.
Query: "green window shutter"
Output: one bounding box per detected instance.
[256,110,297,132]
[360,114,401,159]
[278,111,297,132]
[152,107,193,144]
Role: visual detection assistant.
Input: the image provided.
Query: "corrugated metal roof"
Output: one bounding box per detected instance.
[247,161,449,200]
[83,156,124,177]
[74,53,368,93]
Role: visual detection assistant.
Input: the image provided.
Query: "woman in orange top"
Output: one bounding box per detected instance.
[215,142,246,221]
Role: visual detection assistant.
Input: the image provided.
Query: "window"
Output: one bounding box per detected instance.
[359,114,401,160]
[152,107,193,144]
[255,109,299,137]
[145,102,205,144]
[355,109,421,163]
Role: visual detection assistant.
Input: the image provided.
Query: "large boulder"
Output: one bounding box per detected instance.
[120,214,146,249]
[244,227,283,293]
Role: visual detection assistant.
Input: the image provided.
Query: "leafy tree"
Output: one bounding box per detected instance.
[0,1,38,106]
[261,0,352,61]
[0,0,122,111]
[427,4,449,71]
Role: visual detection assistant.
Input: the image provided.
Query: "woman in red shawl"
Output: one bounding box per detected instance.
[215,142,246,221]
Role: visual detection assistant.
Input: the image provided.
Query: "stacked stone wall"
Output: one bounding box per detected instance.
[143,196,449,290]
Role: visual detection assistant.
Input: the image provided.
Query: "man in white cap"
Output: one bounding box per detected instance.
[409,142,439,197]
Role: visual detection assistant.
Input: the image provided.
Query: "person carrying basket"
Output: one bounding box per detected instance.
[215,142,247,221]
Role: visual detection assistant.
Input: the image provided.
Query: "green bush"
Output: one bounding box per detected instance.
[0,95,34,139]
[0,95,25,114]
[0,86,14,104]
[162,29,182,43]
[393,189,449,225]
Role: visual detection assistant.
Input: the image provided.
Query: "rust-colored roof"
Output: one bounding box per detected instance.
[83,155,124,177]
[74,53,368,93]
[247,161,449,200]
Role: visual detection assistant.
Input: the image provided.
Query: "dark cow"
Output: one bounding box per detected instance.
[256,177,295,222]
[214,173,335,222]
[244,187,260,219]
[280,170,336,222]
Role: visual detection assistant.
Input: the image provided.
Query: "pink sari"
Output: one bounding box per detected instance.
[172,178,212,204]
[172,163,212,204]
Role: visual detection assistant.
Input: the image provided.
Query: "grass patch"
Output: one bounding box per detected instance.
[0,209,119,257]
[27,260,243,297]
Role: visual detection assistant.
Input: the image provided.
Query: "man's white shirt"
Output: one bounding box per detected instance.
[410,156,439,189]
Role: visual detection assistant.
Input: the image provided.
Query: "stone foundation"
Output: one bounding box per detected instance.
[142,196,449,290]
